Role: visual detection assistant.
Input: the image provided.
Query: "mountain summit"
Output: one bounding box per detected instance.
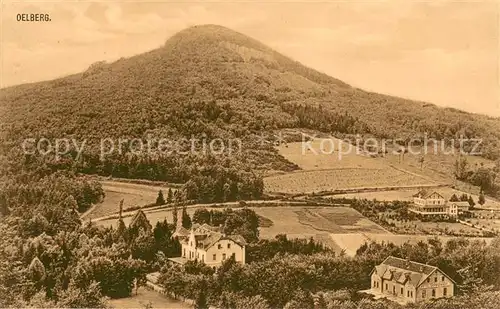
[1,25,499,177]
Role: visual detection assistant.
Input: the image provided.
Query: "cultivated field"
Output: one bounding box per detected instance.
[264,167,436,194]
[252,206,388,254]
[85,180,177,219]
[253,206,387,237]
[268,139,440,194]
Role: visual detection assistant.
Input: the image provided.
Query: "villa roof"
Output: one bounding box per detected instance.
[412,190,444,199]
[178,224,246,249]
[382,256,436,275]
[372,256,455,287]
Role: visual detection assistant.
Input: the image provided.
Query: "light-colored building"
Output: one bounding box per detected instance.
[368,256,455,304]
[410,190,451,216]
[409,190,470,217]
[449,201,471,214]
[170,223,246,268]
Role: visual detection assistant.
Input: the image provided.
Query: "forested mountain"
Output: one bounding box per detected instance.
[1,24,500,308]
[1,24,499,190]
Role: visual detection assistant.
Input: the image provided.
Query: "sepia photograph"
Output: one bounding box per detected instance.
[0,0,499,308]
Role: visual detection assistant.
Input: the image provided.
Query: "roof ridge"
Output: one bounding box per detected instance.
[386,256,437,269]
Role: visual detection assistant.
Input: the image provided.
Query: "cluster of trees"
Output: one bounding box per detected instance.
[155,189,174,206]
[280,103,370,135]
[0,150,182,307]
[455,158,500,199]
[191,207,260,242]
[245,234,330,263]
[158,235,500,309]
[183,165,263,203]
[449,193,475,206]
[0,211,148,307]
[0,198,183,307]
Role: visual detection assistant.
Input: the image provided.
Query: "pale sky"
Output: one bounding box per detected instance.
[1,0,499,116]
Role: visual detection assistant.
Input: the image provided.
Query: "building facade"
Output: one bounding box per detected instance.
[171,223,246,268]
[409,190,470,217]
[370,256,455,303]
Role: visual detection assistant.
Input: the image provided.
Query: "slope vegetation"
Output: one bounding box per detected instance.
[1,24,499,202]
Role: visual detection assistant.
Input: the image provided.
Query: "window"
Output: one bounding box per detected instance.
[401,287,403,295]
[422,291,426,299]
[427,278,430,283]
[443,288,447,296]
[201,255,204,261]
[227,243,231,249]
[218,244,222,249]
[442,276,445,281]
[432,289,436,297]
[434,277,437,282]
[392,286,395,294]
[222,253,226,260]
[407,291,410,297]
[385,284,388,291]
[212,254,216,261]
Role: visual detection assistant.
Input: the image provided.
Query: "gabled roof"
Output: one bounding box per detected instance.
[178,224,246,250]
[382,256,436,275]
[226,234,247,247]
[172,226,190,238]
[412,190,444,199]
[373,256,456,288]
[129,210,152,231]
[193,223,222,234]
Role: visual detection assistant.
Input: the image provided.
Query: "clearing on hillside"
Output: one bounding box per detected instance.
[86,180,177,219]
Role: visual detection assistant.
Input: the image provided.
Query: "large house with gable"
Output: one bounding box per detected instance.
[368,256,455,304]
[170,223,246,268]
[409,190,470,217]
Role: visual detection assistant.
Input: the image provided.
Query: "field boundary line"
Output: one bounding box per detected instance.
[268,183,451,198]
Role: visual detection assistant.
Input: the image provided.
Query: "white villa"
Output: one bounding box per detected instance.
[366,256,455,304]
[409,190,470,217]
[170,223,246,268]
